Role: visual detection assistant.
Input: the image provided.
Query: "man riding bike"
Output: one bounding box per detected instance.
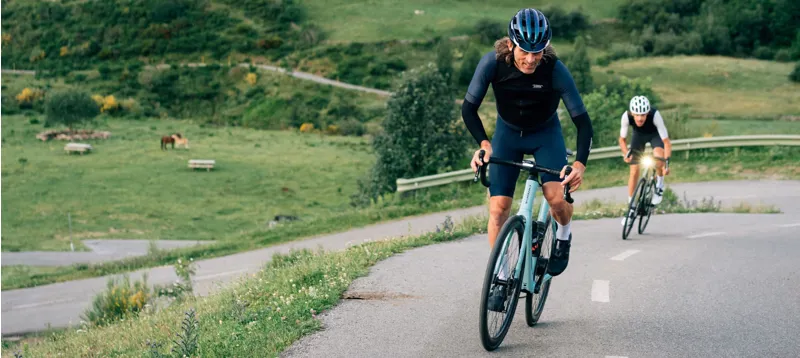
[462,8,594,310]
[618,95,672,224]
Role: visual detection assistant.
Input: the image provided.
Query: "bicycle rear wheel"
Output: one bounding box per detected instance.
[479,215,525,351]
[638,178,656,234]
[623,178,646,240]
[525,217,555,327]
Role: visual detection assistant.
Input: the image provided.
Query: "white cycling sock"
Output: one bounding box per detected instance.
[556,221,571,241]
[657,176,664,189]
[628,196,632,203]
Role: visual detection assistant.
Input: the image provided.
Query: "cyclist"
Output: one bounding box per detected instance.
[462,8,594,310]
[618,95,671,224]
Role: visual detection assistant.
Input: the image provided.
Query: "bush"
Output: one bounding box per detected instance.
[562,76,658,148]
[619,0,799,58]
[44,90,100,130]
[435,40,454,84]
[790,62,800,83]
[774,49,791,62]
[754,46,776,60]
[567,36,593,94]
[82,274,152,327]
[338,119,367,136]
[458,47,483,87]
[352,63,469,205]
[2,95,20,115]
[541,5,590,40]
[607,43,645,61]
[473,18,505,45]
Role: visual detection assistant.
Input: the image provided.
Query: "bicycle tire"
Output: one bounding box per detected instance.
[623,178,646,240]
[638,179,656,234]
[479,215,526,351]
[525,216,555,327]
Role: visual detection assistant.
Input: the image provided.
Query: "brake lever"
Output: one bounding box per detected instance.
[473,150,485,183]
[563,166,574,204]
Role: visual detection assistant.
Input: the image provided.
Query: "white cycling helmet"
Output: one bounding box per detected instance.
[629,96,650,114]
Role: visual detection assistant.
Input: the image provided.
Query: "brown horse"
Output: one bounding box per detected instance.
[160,135,175,150]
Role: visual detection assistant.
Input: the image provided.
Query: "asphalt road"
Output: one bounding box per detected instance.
[282,186,800,357]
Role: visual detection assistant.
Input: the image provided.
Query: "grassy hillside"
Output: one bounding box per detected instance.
[0,115,376,252]
[302,0,624,43]
[0,0,317,72]
[598,56,800,120]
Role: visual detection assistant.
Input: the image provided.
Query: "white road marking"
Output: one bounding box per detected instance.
[687,232,725,239]
[592,280,610,303]
[14,297,75,310]
[605,356,629,358]
[611,249,641,261]
[778,223,800,228]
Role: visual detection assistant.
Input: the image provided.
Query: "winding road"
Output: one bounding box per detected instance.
[282,180,800,358]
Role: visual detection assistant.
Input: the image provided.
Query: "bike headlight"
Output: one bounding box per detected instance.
[642,156,654,168]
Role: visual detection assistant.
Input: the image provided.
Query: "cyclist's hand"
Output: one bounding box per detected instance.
[471,145,492,172]
[560,161,585,193]
[623,156,632,164]
[663,166,670,176]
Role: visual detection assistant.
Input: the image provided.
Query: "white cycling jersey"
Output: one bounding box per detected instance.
[620,110,669,139]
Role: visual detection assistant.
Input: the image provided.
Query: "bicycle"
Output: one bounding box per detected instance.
[622,150,666,240]
[473,149,575,351]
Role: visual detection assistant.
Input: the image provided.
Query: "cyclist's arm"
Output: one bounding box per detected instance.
[461,51,496,147]
[553,60,593,166]
[619,112,629,157]
[653,110,672,159]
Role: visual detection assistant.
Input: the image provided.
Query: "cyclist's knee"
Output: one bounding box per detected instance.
[489,196,512,221]
[542,183,569,210]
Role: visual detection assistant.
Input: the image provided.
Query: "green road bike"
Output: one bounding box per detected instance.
[473,150,575,351]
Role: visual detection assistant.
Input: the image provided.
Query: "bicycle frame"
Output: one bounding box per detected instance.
[494,174,554,295]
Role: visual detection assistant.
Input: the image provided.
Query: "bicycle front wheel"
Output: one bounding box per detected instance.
[623,178,646,240]
[479,215,525,351]
[638,179,656,234]
[525,216,555,326]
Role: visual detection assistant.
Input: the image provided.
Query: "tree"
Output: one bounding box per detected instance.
[352,63,469,205]
[458,47,482,87]
[568,36,594,94]
[435,40,454,85]
[45,90,100,131]
[561,76,658,148]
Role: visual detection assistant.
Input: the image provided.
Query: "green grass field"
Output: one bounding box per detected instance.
[302,0,623,43]
[1,115,375,252]
[598,56,800,120]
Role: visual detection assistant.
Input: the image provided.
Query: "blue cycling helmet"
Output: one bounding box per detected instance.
[507,8,552,53]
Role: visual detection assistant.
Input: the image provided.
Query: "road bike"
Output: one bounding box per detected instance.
[622,151,666,240]
[473,150,575,351]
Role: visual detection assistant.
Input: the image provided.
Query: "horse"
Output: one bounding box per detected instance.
[160,135,175,150]
[172,133,189,149]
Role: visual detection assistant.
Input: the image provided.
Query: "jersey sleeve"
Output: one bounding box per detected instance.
[620,112,629,138]
[552,60,587,118]
[653,110,669,139]
[464,51,496,106]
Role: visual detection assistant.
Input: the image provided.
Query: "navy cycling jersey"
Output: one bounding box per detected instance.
[461,48,593,165]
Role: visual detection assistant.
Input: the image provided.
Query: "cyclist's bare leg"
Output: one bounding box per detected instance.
[543,182,572,226]
[628,164,640,200]
[488,196,513,248]
[653,147,666,176]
